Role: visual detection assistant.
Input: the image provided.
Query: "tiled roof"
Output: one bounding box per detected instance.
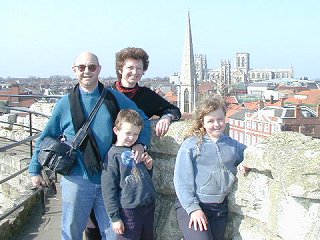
[228,109,253,120]
[225,96,238,104]
[285,89,320,105]
[198,82,215,91]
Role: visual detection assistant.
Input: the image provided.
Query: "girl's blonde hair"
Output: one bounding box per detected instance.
[185,95,226,141]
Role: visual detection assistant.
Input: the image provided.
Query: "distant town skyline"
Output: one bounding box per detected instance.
[1,0,319,79]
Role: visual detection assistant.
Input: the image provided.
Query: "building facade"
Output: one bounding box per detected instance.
[228,105,320,145]
[198,52,294,85]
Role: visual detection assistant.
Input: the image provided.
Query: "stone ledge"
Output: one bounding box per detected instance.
[0,190,40,240]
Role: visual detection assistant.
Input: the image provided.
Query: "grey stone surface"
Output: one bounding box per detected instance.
[1,103,320,240]
[228,132,320,240]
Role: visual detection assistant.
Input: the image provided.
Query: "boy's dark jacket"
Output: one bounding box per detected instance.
[101,145,156,222]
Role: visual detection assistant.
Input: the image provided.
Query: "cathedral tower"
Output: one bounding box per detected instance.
[178,11,197,113]
[235,52,250,83]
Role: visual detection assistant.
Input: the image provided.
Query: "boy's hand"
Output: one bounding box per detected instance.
[132,144,144,163]
[141,152,153,170]
[112,220,125,235]
[237,163,251,174]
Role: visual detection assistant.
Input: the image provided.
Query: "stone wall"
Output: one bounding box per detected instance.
[151,122,320,240]
[1,102,320,240]
[227,132,320,240]
[0,110,43,239]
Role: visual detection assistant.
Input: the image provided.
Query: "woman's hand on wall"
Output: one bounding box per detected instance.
[155,115,171,138]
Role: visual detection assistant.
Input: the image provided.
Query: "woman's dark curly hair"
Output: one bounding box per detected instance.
[115,47,150,80]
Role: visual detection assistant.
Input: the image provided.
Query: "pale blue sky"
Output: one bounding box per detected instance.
[1,0,319,79]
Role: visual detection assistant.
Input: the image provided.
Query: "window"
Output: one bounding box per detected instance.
[257,73,260,79]
[252,122,256,130]
[271,124,279,133]
[304,125,315,135]
[252,135,257,144]
[239,133,244,143]
[229,129,234,138]
[234,131,238,140]
[184,89,189,113]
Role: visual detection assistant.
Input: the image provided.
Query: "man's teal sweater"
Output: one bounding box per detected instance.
[29,86,151,184]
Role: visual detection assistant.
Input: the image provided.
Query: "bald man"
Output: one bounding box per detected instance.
[29,51,151,240]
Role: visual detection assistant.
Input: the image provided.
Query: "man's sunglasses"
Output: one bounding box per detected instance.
[74,64,98,72]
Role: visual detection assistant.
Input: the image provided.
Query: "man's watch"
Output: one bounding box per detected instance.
[165,113,175,121]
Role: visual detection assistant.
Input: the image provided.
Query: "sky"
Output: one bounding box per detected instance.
[0,0,319,79]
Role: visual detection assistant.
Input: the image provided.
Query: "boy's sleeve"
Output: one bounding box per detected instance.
[101,154,122,222]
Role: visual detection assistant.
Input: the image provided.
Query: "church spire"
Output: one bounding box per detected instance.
[178,11,197,113]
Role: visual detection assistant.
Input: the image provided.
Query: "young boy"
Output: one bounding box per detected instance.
[101,109,156,240]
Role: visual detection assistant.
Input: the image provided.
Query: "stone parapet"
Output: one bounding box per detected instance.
[228,132,320,240]
[1,102,319,239]
[150,120,191,239]
[150,121,320,240]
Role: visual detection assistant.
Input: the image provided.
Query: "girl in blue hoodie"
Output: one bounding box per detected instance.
[174,96,249,240]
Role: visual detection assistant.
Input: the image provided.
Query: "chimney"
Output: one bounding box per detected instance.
[299,124,305,134]
[258,100,264,110]
[270,95,274,104]
[295,105,302,119]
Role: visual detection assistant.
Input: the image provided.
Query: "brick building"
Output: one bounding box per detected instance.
[228,104,320,145]
[0,84,36,108]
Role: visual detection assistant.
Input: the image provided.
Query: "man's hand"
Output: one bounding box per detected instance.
[31,175,46,188]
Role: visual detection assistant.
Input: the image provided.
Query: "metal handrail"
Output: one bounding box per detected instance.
[2,106,51,118]
[0,133,41,152]
[0,96,60,223]
[0,93,63,99]
[0,120,42,133]
[0,164,29,185]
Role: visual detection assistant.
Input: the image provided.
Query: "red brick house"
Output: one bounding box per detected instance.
[228,105,320,145]
[0,84,36,107]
